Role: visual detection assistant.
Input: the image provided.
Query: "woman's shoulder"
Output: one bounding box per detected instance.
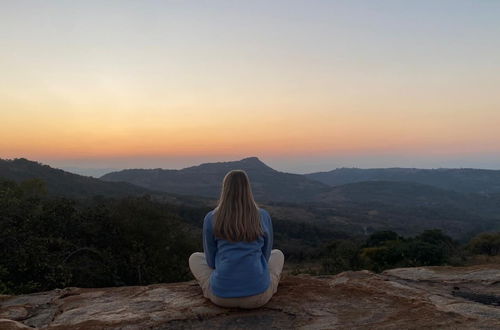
[203,210,216,226]
[258,208,271,219]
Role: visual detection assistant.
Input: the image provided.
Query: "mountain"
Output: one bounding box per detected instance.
[100,158,500,238]
[317,180,498,208]
[264,180,499,239]
[4,157,499,239]
[306,167,500,194]
[101,157,331,203]
[0,158,156,198]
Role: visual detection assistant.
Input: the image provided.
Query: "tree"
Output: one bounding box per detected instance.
[365,231,401,247]
[467,232,500,256]
[321,239,362,274]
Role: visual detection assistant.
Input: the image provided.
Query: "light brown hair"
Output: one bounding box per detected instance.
[213,170,263,242]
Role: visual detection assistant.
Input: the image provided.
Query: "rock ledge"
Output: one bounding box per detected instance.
[1,264,499,329]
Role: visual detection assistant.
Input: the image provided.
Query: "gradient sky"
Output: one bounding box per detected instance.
[1,0,499,173]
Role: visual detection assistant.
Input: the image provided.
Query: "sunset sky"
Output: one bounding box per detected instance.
[1,0,499,173]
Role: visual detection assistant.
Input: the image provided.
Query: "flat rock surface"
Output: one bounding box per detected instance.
[1,265,500,329]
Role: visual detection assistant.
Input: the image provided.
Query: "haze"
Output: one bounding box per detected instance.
[1,0,499,173]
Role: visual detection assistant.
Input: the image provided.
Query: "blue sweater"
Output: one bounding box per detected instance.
[203,208,273,298]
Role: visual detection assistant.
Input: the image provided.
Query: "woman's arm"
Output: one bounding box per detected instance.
[261,209,273,261]
[203,212,217,269]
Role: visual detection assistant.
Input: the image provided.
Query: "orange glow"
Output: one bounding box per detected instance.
[2,99,499,161]
[1,1,499,167]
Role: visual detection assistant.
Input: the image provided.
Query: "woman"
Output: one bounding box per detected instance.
[189,170,284,309]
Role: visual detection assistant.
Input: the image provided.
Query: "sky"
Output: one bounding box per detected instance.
[1,0,499,174]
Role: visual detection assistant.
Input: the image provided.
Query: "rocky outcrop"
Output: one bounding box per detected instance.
[1,264,499,329]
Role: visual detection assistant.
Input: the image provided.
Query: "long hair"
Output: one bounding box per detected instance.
[213,170,263,242]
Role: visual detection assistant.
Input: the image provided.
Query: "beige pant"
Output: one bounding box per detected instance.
[189,249,284,309]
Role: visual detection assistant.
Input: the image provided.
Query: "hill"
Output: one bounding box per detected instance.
[0,158,157,199]
[100,157,500,238]
[318,180,500,210]
[306,167,500,194]
[1,265,499,329]
[101,157,331,203]
[306,180,500,238]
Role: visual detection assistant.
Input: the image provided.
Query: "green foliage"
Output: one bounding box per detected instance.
[272,217,351,262]
[322,229,461,274]
[365,230,401,247]
[3,175,498,295]
[321,239,362,274]
[360,229,459,272]
[0,179,199,294]
[467,232,500,256]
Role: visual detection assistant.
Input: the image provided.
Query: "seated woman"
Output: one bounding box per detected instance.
[189,170,284,309]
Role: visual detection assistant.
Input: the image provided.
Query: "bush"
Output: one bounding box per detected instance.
[321,239,362,274]
[467,232,500,256]
[322,230,459,274]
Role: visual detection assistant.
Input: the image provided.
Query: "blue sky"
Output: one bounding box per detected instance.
[1,0,499,173]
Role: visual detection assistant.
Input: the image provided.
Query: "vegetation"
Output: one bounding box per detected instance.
[0,178,347,294]
[467,232,500,256]
[272,217,352,262]
[0,179,199,294]
[320,229,463,274]
[1,172,499,295]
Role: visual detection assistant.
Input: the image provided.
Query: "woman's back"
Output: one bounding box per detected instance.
[203,208,273,298]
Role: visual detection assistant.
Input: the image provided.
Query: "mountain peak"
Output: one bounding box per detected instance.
[237,157,275,171]
[240,156,265,164]
[240,156,260,162]
[184,157,272,172]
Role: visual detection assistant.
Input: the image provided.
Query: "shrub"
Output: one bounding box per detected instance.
[467,232,500,256]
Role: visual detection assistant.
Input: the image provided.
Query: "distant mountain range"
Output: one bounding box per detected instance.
[2,156,500,239]
[101,157,331,203]
[306,167,500,194]
[100,157,500,203]
[98,157,500,238]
